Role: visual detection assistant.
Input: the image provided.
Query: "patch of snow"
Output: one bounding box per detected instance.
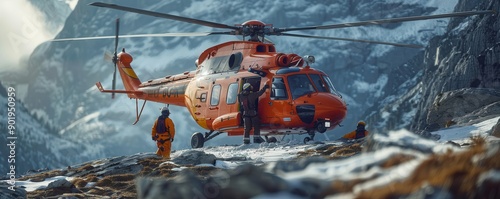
[15,176,74,192]
[434,116,500,144]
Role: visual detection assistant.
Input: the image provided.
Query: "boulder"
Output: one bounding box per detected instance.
[136,170,205,199]
[210,164,289,199]
[46,178,73,189]
[172,150,217,165]
[136,164,289,199]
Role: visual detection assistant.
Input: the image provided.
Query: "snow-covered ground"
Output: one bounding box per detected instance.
[9,116,499,197]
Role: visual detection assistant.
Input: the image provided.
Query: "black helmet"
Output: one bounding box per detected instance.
[161,107,170,116]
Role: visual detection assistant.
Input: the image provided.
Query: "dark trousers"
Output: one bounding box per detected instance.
[243,116,260,138]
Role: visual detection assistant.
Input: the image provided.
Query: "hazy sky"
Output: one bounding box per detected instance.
[0,0,77,73]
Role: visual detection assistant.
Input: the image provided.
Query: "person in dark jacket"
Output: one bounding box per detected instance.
[341,121,369,141]
[151,107,175,158]
[238,82,269,144]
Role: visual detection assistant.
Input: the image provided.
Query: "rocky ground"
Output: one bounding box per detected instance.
[2,118,500,199]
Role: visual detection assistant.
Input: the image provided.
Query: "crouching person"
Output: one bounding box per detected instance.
[152,107,175,158]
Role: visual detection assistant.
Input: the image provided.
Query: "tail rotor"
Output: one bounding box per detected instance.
[111,18,120,99]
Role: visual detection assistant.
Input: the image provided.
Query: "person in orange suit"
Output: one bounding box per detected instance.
[341,121,369,140]
[152,106,175,158]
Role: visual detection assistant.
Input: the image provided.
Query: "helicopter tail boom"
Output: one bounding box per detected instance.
[95,49,143,99]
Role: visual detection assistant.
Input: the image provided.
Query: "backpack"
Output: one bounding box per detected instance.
[156,115,170,135]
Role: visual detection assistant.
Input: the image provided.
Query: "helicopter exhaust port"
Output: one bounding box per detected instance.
[274,53,290,67]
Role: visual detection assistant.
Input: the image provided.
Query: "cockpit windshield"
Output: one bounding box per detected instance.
[322,75,342,98]
[287,74,316,99]
[273,73,342,100]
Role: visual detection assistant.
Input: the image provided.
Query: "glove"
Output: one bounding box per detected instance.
[171,138,174,142]
[263,84,270,90]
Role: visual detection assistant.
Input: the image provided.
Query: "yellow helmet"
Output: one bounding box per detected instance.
[357,121,366,126]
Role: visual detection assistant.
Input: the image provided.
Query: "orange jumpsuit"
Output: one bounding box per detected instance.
[151,117,175,158]
[342,130,369,140]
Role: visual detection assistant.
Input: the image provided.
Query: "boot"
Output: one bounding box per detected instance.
[243,137,250,144]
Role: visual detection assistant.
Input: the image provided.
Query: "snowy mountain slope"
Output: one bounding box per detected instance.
[4,116,499,198]
[0,82,103,175]
[16,0,464,163]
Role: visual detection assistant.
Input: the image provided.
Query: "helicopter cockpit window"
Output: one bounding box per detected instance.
[271,77,288,100]
[287,74,316,99]
[310,74,328,92]
[226,83,239,104]
[322,75,342,98]
[210,84,221,106]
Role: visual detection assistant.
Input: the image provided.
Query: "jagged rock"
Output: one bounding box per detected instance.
[0,182,26,199]
[426,88,500,129]
[363,0,500,133]
[172,150,217,165]
[492,118,500,138]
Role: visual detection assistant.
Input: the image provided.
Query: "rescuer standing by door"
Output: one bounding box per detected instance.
[152,106,175,158]
[238,82,269,144]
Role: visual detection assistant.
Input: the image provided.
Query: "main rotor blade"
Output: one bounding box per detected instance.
[50,32,232,42]
[280,33,423,48]
[90,2,239,30]
[278,10,494,32]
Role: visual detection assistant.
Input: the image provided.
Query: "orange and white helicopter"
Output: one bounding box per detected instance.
[54,2,493,148]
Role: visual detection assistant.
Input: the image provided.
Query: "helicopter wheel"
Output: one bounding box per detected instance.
[191,132,204,148]
[267,136,278,143]
[304,137,312,144]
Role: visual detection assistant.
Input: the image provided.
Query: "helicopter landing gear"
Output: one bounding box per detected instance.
[265,136,278,143]
[303,130,316,144]
[190,131,224,148]
[191,132,204,148]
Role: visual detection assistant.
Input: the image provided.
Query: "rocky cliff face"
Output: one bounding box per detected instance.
[364,0,500,134]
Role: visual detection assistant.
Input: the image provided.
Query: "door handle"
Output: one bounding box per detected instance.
[209,107,219,110]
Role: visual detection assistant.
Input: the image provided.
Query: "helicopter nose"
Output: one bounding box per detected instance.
[315,94,347,126]
[295,93,347,126]
[317,96,346,120]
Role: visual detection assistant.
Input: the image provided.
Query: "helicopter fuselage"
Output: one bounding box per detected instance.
[115,41,347,137]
